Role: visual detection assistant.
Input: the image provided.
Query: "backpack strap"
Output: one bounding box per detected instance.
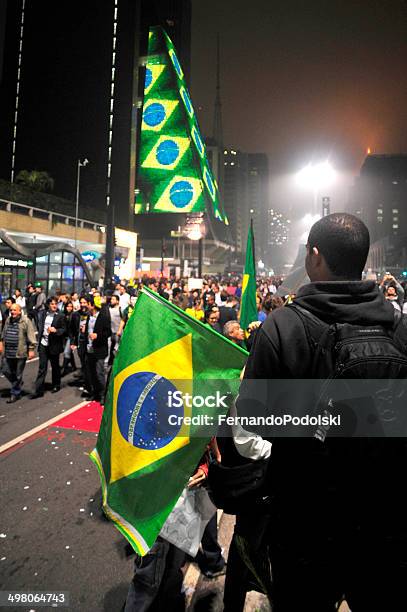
[287,304,337,377]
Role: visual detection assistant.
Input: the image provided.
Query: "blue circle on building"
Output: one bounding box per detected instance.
[170,181,194,208]
[156,140,179,166]
[145,68,153,90]
[116,372,183,450]
[143,102,165,127]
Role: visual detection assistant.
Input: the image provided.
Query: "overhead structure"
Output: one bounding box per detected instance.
[135,26,228,224]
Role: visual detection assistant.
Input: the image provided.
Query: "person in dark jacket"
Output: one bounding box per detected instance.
[234,213,407,611]
[69,296,90,382]
[25,284,37,324]
[81,295,111,403]
[61,301,77,375]
[31,296,66,398]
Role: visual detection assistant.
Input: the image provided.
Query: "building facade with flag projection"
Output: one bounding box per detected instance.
[91,288,247,555]
[135,27,226,222]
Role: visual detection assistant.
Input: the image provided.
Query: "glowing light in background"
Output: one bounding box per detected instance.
[296,161,336,191]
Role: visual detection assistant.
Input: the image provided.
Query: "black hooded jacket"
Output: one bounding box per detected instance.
[244,280,396,379]
[237,281,407,513]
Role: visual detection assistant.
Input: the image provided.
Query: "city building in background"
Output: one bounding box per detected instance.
[223,149,248,254]
[350,154,407,273]
[247,153,270,265]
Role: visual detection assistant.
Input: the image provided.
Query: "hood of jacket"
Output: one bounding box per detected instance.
[294,281,396,326]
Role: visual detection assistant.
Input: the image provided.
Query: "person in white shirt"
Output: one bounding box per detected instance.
[14,288,26,313]
[117,284,130,310]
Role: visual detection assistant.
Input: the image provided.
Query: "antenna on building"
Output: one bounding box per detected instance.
[212,34,223,148]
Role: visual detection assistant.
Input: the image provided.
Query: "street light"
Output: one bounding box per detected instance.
[296,161,336,215]
[187,217,206,278]
[75,158,89,250]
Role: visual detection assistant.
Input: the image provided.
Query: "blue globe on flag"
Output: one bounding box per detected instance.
[116,372,183,450]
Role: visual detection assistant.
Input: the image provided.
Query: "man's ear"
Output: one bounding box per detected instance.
[312,246,319,257]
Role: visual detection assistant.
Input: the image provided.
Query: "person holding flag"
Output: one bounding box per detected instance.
[239,220,258,334]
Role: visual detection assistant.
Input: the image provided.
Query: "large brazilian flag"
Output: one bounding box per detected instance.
[135,26,228,224]
[90,288,247,555]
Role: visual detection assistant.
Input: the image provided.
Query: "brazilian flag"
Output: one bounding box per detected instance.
[90,288,247,555]
[240,220,258,331]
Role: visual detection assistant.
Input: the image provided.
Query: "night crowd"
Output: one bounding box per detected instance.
[2,213,407,611]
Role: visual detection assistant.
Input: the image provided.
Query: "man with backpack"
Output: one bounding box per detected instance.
[235,213,407,611]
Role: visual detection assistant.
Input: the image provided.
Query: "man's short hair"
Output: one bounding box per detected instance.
[223,320,239,336]
[46,296,58,307]
[308,213,370,278]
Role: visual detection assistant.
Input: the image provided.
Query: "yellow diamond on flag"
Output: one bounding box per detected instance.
[110,334,193,484]
[141,135,190,171]
[141,99,178,133]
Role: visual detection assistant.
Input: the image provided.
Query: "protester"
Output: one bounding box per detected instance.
[71,292,80,311]
[185,297,205,321]
[70,296,90,383]
[0,303,36,402]
[31,297,66,398]
[384,284,401,310]
[107,294,122,365]
[14,288,26,313]
[117,295,137,336]
[205,306,222,334]
[233,213,407,610]
[116,284,131,310]
[81,296,111,403]
[61,301,77,376]
[218,291,238,327]
[34,284,46,316]
[223,320,245,347]
[25,284,37,323]
[0,296,15,331]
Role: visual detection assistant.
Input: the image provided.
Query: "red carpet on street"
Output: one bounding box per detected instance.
[52,401,104,433]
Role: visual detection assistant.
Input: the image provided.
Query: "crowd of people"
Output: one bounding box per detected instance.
[2,213,407,610]
[0,276,286,403]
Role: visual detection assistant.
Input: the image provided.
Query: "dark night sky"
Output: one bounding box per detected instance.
[191,0,407,214]
[1,0,407,229]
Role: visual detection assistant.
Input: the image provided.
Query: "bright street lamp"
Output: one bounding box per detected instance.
[75,158,89,250]
[187,218,205,278]
[296,161,336,215]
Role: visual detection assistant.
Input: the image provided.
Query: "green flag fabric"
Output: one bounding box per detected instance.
[240,221,258,330]
[90,288,247,555]
[135,26,228,224]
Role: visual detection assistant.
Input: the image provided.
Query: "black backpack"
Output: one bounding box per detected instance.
[288,304,407,439]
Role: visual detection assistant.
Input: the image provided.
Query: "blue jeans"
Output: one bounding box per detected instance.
[4,357,27,397]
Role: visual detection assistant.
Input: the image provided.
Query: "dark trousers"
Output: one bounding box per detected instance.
[35,344,61,393]
[4,357,27,397]
[124,537,185,612]
[224,507,271,612]
[195,513,224,573]
[85,353,105,401]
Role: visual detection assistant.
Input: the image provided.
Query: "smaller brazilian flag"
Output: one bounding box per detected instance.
[240,220,258,331]
[90,288,248,555]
